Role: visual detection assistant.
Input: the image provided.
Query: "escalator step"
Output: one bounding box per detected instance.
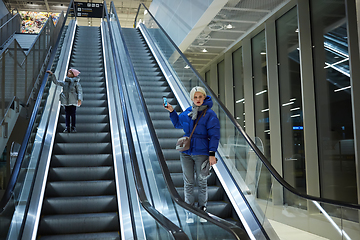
[40,232,120,240]
[46,180,116,197]
[39,212,119,235]
[43,195,117,214]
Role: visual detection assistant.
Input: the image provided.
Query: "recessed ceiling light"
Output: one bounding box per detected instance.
[202,49,208,53]
[226,24,233,29]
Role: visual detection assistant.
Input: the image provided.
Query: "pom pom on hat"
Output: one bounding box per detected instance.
[69,68,80,77]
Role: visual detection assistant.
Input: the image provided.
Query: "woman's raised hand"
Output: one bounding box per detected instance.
[164,103,174,113]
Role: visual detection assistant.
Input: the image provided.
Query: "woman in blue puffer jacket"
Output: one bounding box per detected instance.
[164,86,220,223]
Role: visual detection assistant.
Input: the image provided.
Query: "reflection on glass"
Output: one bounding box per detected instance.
[205,70,210,83]
[276,7,306,207]
[218,60,227,140]
[233,47,245,129]
[252,30,271,200]
[310,0,357,204]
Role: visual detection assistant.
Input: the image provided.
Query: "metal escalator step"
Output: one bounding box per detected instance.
[169,172,183,186]
[46,180,116,197]
[152,120,178,129]
[149,111,171,120]
[55,133,111,143]
[75,72,104,79]
[74,67,103,72]
[76,107,108,115]
[161,149,182,160]
[155,129,184,138]
[39,231,120,240]
[79,100,107,107]
[139,86,170,92]
[49,166,114,181]
[206,202,233,219]
[80,82,106,89]
[138,79,167,86]
[143,91,173,98]
[42,195,117,214]
[158,138,178,149]
[39,212,119,235]
[175,185,223,201]
[79,87,106,93]
[165,160,182,173]
[59,115,109,124]
[53,142,111,155]
[146,102,176,110]
[58,123,109,133]
[51,154,113,167]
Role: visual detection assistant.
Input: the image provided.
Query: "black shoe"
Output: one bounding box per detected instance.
[63,127,70,133]
[71,127,77,133]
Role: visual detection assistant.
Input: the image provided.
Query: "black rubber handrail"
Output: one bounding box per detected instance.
[114,2,250,240]
[104,2,188,239]
[135,3,360,211]
[0,0,75,213]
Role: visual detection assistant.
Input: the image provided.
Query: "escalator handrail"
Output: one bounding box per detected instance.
[113,3,250,240]
[0,0,75,213]
[104,3,188,239]
[135,3,360,211]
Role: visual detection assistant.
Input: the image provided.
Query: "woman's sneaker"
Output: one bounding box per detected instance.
[199,206,207,223]
[186,211,194,224]
[63,127,70,133]
[71,127,77,133]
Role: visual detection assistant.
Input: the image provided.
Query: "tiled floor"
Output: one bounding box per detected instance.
[269,220,329,240]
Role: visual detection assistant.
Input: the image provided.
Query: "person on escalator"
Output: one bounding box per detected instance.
[164,86,220,223]
[47,69,83,133]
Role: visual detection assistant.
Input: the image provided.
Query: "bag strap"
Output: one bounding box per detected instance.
[189,108,207,139]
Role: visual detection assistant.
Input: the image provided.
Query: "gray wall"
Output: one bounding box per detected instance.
[0,1,9,19]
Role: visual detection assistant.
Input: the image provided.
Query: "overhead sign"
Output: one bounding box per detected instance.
[74,2,103,18]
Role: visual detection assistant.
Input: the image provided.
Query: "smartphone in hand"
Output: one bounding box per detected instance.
[163,97,168,107]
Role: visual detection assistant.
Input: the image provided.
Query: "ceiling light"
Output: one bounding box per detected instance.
[184,65,190,69]
[226,24,233,29]
[295,28,299,32]
[255,90,267,96]
[202,49,208,53]
[260,52,266,55]
[282,101,294,106]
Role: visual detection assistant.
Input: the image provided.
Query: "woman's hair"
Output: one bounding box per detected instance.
[190,86,206,100]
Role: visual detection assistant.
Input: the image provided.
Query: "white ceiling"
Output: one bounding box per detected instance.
[3,0,289,72]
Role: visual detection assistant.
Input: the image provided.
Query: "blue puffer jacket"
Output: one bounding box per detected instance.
[170,95,220,156]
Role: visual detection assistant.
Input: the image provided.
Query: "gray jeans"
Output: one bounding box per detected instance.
[180,152,208,208]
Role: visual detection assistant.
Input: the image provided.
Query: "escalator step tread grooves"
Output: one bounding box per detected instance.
[37,26,120,239]
[121,27,241,225]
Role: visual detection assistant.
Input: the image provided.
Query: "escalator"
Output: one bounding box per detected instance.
[122,28,240,225]
[36,26,120,239]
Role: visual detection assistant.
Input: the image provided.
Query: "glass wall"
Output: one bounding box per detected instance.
[276,7,306,202]
[217,60,226,140]
[205,70,210,83]
[252,31,270,160]
[252,30,271,199]
[233,47,245,129]
[310,0,357,203]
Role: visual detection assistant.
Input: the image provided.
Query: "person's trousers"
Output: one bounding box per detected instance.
[180,152,208,208]
[64,105,76,128]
